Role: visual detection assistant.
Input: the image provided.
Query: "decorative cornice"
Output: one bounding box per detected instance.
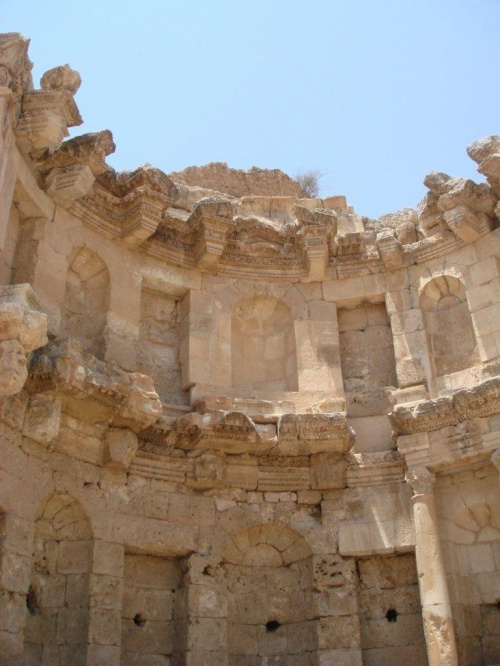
[390,376,500,436]
[26,339,162,430]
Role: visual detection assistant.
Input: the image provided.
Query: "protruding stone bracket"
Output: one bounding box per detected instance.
[44,164,95,208]
[15,86,82,153]
[376,228,405,269]
[443,205,492,243]
[277,412,354,455]
[104,427,139,469]
[467,135,500,198]
[0,32,33,120]
[63,160,178,246]
[27,339,162,431]
[37,129,116,177]
[293,205,337,280]
[188,197,235,272]
[337,231,364,258]
[0,284,47,397]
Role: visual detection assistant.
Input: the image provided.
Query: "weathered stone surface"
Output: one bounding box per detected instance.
[1,33,500,666]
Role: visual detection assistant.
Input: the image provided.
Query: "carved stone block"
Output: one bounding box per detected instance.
[44,164,95,207]
[104,427,138,469]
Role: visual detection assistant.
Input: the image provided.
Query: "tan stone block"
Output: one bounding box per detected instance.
[37,573,66,608]
[123,586,175,621]
[104,427,138,469]
[89,574,123,610]
[322,277,365,305]
[65,573,89,607]
[167,494,215,526]
[227,622,258,655]
[88,608,121,646]
[472,303,500,336]
[470,255,500,286]
[56,606,89,644]
[114,515,197,556]
[123,618,175,653]
[57,540,92,574]
[0,542,30,593]
[0,591,27,633]
[0,630,23,661]
[311,453,346,490]
[185,617,226,651]
[318,615,361,649]
[282,538,312,565]
[297,490,322,505]
[86,644,120,666]
[185,584,227,618]
[0,513,34,556]
[124,553,181,590]
[317,649,363,666]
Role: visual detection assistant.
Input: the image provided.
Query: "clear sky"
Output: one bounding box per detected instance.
[3,0,500,218]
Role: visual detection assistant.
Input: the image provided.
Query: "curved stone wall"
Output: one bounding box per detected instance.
[0,31,500,665]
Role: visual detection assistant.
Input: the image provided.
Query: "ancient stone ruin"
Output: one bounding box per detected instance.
[1,31,500,666]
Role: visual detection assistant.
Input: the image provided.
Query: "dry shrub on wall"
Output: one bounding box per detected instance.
[294,169,324,197]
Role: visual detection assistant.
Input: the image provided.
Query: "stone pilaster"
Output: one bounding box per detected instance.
[405,466,458,666]
[86,540,124,666]
[173,555,228,666]
[0,513,33,663]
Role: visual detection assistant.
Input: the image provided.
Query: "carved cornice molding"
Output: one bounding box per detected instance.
[277,412,354,454]
[69,164,180,247]
[138,410,353,458]
[346,450,404,487]
[26,339,162,430]
[390,376,500,436]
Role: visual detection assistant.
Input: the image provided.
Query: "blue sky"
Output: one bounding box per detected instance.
[4,0,500,218]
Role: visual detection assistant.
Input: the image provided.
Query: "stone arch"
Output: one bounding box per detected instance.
[222,523,312,566]
[420,275,479,377]
[231,294,298,391]
[443,500,500,664]
[23,493,92,665]
[61,246,110,358]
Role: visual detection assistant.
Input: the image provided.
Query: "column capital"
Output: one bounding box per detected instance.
[405,465,436,496]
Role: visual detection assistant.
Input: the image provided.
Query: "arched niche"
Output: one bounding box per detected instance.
[61,247,110,358]
[442,500,500,664]
[420,276,479,377]
[222,524,314,664]
[231,295,298,391]
[23,494,92,665]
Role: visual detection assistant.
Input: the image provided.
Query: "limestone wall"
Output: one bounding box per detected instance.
[0,32,500,665]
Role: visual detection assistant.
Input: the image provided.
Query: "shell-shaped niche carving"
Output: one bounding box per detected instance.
[420,275,479,376]
[61,247,110,358]
[232,294,298,391]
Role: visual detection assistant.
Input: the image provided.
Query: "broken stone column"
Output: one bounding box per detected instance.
[405,466,458,666]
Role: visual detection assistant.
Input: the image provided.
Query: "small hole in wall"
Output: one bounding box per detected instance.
[26,586,38,615]
[266,620,281,633]
[386,609,398,622]
[133,613,147,627]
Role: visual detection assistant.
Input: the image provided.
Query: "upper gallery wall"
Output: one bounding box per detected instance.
[1,31,500,416]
